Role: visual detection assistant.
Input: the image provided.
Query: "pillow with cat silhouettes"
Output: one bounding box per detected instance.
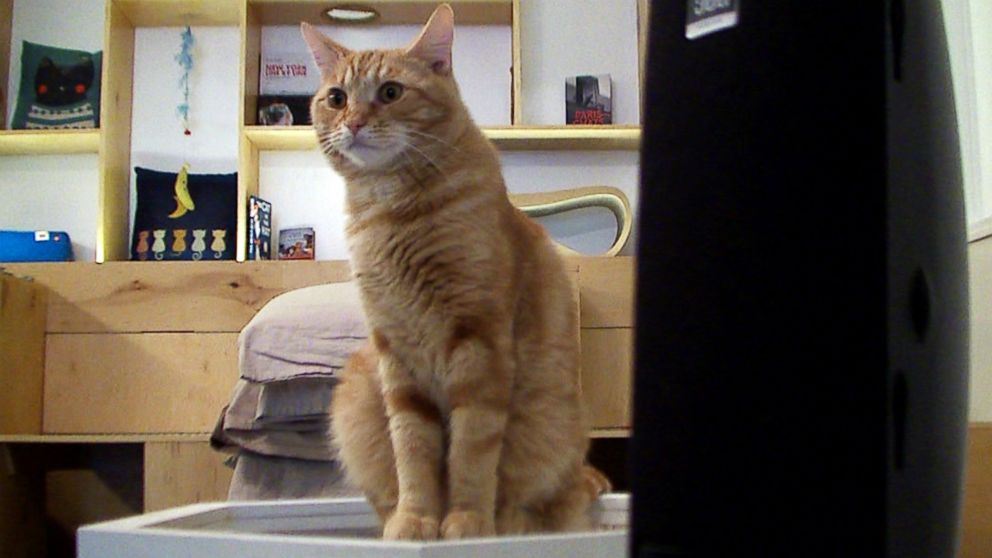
[131,167,238,261]
[11,41,103,129]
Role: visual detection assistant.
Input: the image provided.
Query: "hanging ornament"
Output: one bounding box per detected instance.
[173,26,196,212]
[175,26,195,136]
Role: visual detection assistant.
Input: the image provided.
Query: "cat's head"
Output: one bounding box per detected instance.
[34,56,94,106]
[302,4,467,172]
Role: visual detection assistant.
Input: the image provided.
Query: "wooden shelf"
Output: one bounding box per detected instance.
[485,126,641,151]
[0,433,211,444]
[243,125,642,152]
[114,0,243,26]
[244,126,314,150]
[248,0,512,25]
[590,428,631,439]
[0,129,100,156]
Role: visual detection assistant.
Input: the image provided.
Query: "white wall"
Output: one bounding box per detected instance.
[944,0,992,229]
[968,237,992,422]
[967,0,992,227]
[0,0,104,260]
[942,0,982,224]
[519,0,641,125]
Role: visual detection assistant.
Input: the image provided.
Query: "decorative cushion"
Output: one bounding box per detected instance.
[130,167,238,261]
[11,41,102,129]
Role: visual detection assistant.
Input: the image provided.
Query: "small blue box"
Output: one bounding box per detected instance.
[0,230,74,262]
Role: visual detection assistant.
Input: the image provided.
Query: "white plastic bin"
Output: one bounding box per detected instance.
[79,494,630,558]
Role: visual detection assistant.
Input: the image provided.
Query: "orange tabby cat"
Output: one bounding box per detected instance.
[302,4,609,541]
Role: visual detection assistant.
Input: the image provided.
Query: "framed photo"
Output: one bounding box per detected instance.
[278,227,315,260]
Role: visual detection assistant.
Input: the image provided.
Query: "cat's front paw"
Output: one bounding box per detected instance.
[441,510,495,539]
[383,511,439,540]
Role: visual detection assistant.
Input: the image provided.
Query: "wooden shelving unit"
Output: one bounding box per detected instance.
[1,0,642,262]
[1,8,641,539]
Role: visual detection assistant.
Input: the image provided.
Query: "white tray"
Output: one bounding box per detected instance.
[79,494,630,558]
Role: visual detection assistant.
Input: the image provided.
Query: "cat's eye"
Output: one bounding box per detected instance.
[377,82,404,104]
[326,88,347,109]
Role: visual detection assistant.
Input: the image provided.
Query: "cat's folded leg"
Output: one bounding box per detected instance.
[440,331,513,540]
[379,352,445,540]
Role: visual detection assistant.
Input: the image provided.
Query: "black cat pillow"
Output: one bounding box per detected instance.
[11,41,103,129]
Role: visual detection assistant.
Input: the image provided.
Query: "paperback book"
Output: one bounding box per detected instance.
[248,195,272,260]
[565,74,613,125]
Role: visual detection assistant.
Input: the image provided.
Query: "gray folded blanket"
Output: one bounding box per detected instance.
[211,281,369,499]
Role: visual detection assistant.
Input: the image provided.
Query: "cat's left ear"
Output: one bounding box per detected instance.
[301,22,350,77]
[406,4,454,76]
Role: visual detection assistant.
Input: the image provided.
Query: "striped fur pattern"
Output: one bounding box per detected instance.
[302,4,609,540]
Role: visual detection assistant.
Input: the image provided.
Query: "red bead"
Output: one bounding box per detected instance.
[184,129,192,136]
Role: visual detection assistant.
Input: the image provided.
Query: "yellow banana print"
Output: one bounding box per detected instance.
[168,163,195,219]
[168,196,188,218]
[175,163,195,210]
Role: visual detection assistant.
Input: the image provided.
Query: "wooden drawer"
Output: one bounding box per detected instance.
[0,274,47,434]
[574,257,635,434]
[44,333,238,434]
[581,328,633,431]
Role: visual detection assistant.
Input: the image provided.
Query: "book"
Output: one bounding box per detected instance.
[259,51,320,95]
[565,74,613,125]
[278,227,315,260]
[248,195,272,260]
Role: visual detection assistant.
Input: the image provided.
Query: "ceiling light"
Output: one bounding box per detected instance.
[324,6,379,23]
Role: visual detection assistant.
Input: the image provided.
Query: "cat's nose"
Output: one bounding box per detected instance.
[347,121,366,136]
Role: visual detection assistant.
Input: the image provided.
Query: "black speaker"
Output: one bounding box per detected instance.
[630,2,969,556]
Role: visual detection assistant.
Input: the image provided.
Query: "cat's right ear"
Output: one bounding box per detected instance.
[301,22,349,77]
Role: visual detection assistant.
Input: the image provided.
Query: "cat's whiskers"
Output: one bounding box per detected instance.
[403,128,461,152]
[400,138,446,176]
[378,130,446,176]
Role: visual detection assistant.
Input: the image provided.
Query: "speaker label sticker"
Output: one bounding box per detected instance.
[686,0,740,40]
